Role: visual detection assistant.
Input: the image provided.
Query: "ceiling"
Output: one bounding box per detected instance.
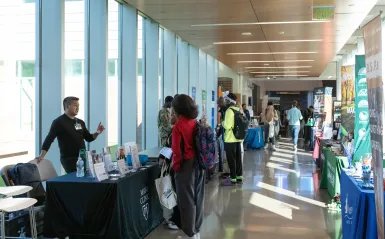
[125,0,378,78]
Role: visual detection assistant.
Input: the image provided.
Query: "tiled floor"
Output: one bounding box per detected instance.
[146,139,342,239]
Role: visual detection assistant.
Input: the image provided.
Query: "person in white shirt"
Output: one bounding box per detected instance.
[286,100,303,152]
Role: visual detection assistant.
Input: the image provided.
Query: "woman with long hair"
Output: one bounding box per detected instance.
[172,94,205,239]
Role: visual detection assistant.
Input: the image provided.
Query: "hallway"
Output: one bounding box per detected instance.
[146,139,341,239]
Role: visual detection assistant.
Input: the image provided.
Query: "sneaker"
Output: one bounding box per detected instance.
[264,144,269,150]
[294,145,297,152]
[177,235,197,239]
[222,178,237,186]
[168,223,179,230]
[196,233,201,239]
[272,145,277,151]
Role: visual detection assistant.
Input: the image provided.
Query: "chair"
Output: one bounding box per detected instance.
[0,186,32,197]
[28,159,58,182]
[0,197,38,239]
[0,165,15,186]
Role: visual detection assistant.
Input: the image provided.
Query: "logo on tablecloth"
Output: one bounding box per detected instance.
[344,194,354,221]
[140,186,150,221]
[142,203,149,221]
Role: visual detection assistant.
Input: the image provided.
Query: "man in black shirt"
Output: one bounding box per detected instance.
[36,96,105,173]
[303,106,314,144]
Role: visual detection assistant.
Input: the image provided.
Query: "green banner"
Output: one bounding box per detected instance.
[354,55,371,161]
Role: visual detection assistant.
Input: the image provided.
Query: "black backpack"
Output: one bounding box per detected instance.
[8,163,46,206]
[230,108,249,140]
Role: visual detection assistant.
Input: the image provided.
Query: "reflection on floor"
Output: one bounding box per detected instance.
[146,139,342,239]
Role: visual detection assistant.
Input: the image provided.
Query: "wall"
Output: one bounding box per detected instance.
[218,61,239,93]
[252,80,323,92]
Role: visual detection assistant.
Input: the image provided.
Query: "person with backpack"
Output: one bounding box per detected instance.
[222,93,248,186]
[171,94,204,239]
[264,102,278,151]
[158,96,174,147]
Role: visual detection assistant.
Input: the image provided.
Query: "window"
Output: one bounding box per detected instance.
[64,0,85,120]
[107,0,119,146]
[137,15,145,150]
[158,28,164,110]
[0,1,36,167]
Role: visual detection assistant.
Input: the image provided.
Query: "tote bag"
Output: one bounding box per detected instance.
[155,164,177,210]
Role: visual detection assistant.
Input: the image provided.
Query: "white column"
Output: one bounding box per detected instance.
[206,55,214,127]
[144,19,159,149]
[177,38,189,94]
[84,0,108,150]
[357,38,365,55]
[336,60,342,101]
[163,29,176,97]
[198,50,207,118]
[118,3,137,144]
[35,0,64,173]
[189,46,199,100]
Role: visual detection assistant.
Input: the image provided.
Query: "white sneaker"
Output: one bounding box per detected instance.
[168,223,179,230]
[272,145,277,151]
[196,233,200,239]
[294,145,297,152]
[264,144,269,150]
[177,235,197,239]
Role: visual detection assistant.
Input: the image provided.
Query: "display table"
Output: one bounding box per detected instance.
[139,147,162,162]
[320,147,348,197]
[43,164,163,239]
[340,170,385,238]
[245,127,264,150]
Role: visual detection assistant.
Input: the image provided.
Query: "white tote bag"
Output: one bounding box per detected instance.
[155,164,177,210]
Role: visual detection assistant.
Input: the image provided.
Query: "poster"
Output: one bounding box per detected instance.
[341,65,355,133]
[333,101,342,130]
[363,16,384,238]
[202,90,206,116]
[354,55,371,162]
[313,87,325,115]
[191,87,196,102]
[324,87,333,126]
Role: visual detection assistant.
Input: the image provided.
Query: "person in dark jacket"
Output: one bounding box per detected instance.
[303,106,314,144]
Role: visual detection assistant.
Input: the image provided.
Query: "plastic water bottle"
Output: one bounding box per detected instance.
[76,157,84,177]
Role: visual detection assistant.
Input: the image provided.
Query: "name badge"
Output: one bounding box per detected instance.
[75,123,82,130]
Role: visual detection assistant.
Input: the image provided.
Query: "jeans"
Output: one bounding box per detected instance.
[289,125,300,146]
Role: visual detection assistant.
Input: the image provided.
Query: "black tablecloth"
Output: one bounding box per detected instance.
[43,164,163,239]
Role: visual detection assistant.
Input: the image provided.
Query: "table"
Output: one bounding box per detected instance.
[139,147,162,162]
[320,147,348,197]
[245,127,264,150]
[43,164,163,239]
[340,170,385,238]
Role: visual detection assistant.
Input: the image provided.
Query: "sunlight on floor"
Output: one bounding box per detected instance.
[269,156,294,164]
[277,148,313,157]
[271,151,295,159]
[266,162,298,175]
[256,182,326,208]
[249,192,299,220]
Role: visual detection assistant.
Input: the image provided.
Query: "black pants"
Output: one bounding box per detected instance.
[304,126,311,143]
[175,158,205,237]
[60,157,78,173]
[224,142,242,180]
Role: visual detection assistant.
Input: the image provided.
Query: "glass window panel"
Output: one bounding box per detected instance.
[137,15,145,150]
[0,0,36,167]
[64,0,85,120]
[107,0,119,146]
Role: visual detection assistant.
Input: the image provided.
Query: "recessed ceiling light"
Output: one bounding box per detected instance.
[279,31,285,34]
[251,71,310,73]
[191,20,330,27]
[267,77,271,80]
[245,66,312,69]
[227,52,318,55]
[238,60,315,63]
[214,39,323,45]
[328,76,332,79]
[242,32,252,36]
